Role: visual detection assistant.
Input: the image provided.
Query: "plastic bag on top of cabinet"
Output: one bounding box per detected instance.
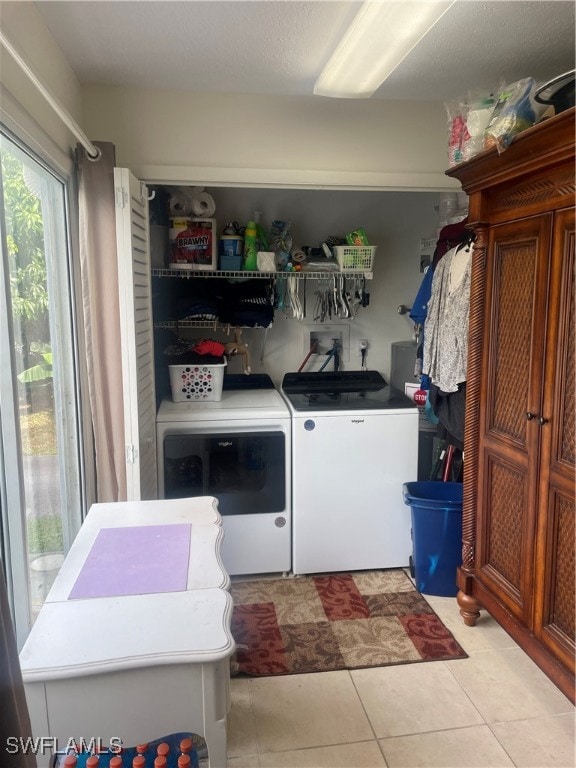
[483,78,546,154]
[445,99,468,167]
[460,91,498,162]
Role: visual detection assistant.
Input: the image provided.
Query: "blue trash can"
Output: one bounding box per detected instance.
[402,481,463,597]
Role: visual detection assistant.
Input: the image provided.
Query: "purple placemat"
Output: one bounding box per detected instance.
[68,524,191,599]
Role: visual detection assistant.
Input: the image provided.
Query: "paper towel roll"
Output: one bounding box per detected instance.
[169,187,206,216]
[191,192,216,217]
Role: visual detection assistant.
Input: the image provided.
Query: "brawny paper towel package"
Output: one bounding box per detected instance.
[169,217,217,270]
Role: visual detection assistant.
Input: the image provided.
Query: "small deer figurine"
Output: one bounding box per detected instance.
[223,327,251,374]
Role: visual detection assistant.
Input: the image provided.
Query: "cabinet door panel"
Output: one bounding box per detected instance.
[483,217,551,447]
[548,210,575,477]
[535,207,575,670]
[477,216,552,622]
[538,489,575,670]
[479,453,526,611]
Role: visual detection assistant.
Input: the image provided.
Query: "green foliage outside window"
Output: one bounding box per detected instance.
[2,150,48,334]
[2,149,53,393]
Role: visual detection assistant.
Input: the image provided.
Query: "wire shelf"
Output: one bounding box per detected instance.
[154,319,273,330]
[151,269,371,280]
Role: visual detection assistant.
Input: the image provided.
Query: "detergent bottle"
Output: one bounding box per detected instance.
[243,221,258,271]
[254,210,269,251]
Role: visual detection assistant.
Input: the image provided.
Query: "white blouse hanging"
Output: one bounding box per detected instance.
[422,244,472,393]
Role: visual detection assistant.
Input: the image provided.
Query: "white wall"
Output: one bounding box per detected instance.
[0,2,83,159]
[82,85,459,191]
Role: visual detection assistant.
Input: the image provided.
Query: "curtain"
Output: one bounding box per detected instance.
[0,571,36,768]
[77,142,126,502]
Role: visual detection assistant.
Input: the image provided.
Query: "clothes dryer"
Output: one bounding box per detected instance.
[157,375,291,576]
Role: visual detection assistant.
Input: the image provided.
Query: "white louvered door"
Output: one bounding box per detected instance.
[114,167,157,500]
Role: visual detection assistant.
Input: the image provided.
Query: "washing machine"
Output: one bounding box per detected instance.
[282,370,418,575]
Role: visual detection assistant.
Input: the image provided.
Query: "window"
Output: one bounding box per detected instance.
[0,129,84,648]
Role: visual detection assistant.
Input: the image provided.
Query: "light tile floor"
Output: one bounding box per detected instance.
[225,588,575,768]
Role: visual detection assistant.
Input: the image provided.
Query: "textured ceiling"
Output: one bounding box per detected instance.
[35,0,575,102]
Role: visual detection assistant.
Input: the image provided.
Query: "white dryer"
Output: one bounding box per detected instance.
[157,375,291,576]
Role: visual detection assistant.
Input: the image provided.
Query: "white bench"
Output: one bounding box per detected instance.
[20,497,235,768]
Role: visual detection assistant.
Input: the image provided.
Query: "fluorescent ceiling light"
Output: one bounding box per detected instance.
[314,0,456,98]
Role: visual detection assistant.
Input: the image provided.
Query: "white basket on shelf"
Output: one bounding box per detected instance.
[334,245,377,272]
[169,361,227,402]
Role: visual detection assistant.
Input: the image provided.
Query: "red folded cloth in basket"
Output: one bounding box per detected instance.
[191,340,226,357]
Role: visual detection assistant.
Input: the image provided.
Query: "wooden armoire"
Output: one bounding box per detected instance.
[447,107,575,703]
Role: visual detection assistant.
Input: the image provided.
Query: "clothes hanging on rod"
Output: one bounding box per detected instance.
[428,381,466,449]
[410,262,436,389]
[422,243,472,394]
[410,224,474,392]
[422,241,473,448]
[432,218,469,267]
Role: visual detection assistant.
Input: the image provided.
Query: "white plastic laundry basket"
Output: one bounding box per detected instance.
[169,361,227,401]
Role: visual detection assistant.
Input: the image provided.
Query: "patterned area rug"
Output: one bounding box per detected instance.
[230,569,467,677]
